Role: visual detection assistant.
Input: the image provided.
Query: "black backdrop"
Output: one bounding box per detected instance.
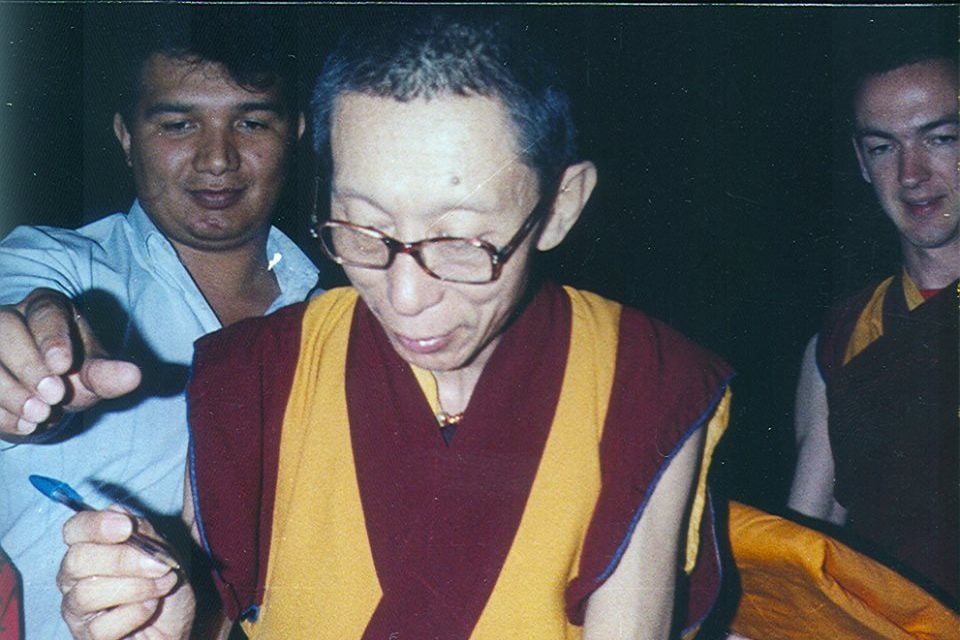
[0,4,954,512]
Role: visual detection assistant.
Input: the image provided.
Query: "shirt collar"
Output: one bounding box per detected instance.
[264,227,322,309]
[128,199,320,307]
[128,199,166,244]
[127,199,179,263]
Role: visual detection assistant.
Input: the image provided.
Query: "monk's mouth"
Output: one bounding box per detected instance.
[394,331,455,355]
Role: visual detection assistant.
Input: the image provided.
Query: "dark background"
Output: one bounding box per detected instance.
[0,4,953,512]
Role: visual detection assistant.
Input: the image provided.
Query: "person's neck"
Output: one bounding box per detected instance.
[175,237,280,327]
[431,336,504,416]
[901,240,960,290]
[429,283,535,416]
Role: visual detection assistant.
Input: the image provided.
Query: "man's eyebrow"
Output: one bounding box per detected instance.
[854,128,892,143]
[918,115,959,133]
[856,115,959,141]
[143,103,192,118]
[142,101,286,119]
[235,101,286,114]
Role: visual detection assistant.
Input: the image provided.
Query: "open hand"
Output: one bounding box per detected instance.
[0,288,141,437]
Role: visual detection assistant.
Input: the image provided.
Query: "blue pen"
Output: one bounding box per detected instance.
[28,475,181,571]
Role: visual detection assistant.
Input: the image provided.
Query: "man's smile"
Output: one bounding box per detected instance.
[188,188,244,210]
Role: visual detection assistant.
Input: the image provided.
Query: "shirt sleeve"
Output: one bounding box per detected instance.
[0,225,96,304]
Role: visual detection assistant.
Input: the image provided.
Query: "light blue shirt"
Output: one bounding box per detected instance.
[0,201,320,639]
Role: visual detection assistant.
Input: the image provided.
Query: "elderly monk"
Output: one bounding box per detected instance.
[59,11,733,639]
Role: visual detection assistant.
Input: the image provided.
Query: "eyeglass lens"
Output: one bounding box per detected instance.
[320,225,496,283]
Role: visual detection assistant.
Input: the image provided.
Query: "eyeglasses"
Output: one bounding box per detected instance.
[313,201,547,284]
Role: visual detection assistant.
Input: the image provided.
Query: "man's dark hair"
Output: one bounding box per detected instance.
[833,8,957,130]
[310,9,578,198]
[116,5,299,124]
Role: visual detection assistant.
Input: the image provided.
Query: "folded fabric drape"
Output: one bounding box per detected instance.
[728,501,959,640]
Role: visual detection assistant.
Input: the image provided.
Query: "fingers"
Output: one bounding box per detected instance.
[63,573,176,622]
[61,511,170,579]
[0,289,75,436]
[69,358,142,409]
[21,289,78,374]
[0,314,67,401]
[46,301,141,412]
[62,508,135,545]
[59,510,182,640]
[0,370,63,435]
[64,579,195,640]
[0,288,142,436]
[63,506,141,545]
[60,539,172,586]
[64,599,159,640]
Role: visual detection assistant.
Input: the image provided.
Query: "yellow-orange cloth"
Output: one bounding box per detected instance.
[842,272,925,365]
[728,502,960,639]
[253,288,612,637]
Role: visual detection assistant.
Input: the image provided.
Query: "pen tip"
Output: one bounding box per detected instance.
[28,474,55,494]
[28,474,86,507]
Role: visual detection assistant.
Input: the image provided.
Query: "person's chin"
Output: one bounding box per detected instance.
[182,224,259,252]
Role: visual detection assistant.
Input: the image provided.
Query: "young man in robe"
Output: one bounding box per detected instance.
[789,42,958,608]
[59,11,733,638]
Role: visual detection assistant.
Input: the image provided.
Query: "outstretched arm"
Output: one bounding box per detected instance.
[787,336,847,525]
[0,288,141,438]
[582,427,705,640]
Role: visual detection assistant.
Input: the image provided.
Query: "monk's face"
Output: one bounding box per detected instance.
[328,93,542,375]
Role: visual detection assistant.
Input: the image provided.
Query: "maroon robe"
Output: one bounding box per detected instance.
[188,283,733,634]
[817,277,959,607]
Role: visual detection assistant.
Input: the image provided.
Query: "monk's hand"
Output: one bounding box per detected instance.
[0,288,141,438]
[58,508,195,640]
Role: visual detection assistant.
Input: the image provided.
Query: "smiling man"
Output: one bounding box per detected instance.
[0,7,318,637]
[59,11,732,639]
[789,43,958,607]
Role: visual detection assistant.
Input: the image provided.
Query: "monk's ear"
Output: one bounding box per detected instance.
[537,161,597,251]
